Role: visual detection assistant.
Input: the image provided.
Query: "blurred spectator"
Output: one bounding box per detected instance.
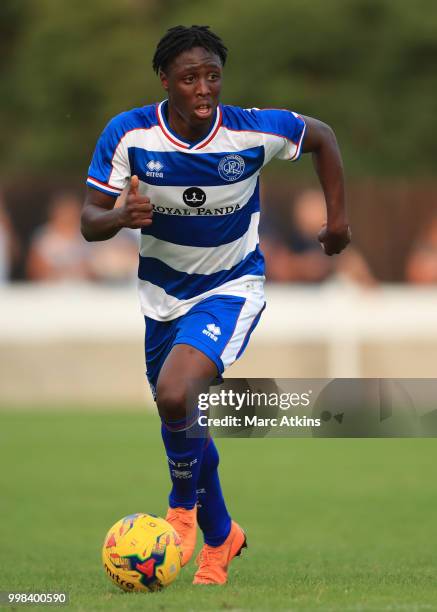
[405,215,437,284]
[88,228,138,284]
[261,189,333,283]
[261,189,377,287]
[88,190,139,284]
[0,194,20,284]
[27,192,91,282]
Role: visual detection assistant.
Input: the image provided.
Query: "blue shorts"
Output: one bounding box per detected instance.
[144,290,265,396]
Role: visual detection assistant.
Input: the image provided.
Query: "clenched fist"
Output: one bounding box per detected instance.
[318,223,351,256]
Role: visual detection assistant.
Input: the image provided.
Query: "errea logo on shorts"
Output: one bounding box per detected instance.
[146,159,164,178]
[202,323,221,342]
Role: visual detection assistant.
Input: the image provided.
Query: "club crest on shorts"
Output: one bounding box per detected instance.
[218,154,245,182]
[183,187,206,207]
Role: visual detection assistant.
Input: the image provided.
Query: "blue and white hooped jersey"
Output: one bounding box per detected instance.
[87,101,306,321]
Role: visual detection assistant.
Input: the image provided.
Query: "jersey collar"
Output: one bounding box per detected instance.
[156,100,222,151]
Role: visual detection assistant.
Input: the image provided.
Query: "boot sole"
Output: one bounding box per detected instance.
[234,533,248,558]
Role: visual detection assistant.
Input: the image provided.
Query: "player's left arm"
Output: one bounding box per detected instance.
[301,116,351,255]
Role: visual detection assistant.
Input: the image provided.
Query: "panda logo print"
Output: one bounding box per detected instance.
[182,187,207,208]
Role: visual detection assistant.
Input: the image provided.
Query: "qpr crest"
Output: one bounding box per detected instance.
[218,154,245,182]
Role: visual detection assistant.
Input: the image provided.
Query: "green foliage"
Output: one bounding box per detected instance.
[1,0,437,179]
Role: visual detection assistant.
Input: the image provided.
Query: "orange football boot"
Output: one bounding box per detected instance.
[193,521,247,584]
[165,506,197,566]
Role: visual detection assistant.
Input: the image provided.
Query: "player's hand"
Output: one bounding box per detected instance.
[318,223,351,256]
[118,175,153,229]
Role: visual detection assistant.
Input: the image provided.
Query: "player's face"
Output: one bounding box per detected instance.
[160,47,223,127]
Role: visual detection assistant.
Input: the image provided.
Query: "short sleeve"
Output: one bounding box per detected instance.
[86,115,131,197]
[251,109,306,163]
[273,111,306,161]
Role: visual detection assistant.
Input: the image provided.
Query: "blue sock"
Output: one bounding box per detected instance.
[196,437,232,546]
[161,409,205,510]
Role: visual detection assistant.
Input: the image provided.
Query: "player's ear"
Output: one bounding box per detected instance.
[159,70,169,91]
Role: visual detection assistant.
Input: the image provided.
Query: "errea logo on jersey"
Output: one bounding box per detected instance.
[146,160,164,178]
[202,323,221,342]
[147,160,163,171]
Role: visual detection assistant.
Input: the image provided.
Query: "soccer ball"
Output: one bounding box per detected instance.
[102,513,182,592]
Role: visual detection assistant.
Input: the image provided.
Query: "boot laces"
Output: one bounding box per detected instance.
[172,508,194,529]
[197,544,224,568]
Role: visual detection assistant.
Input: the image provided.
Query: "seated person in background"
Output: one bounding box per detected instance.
[87,190,139,285]
[0,194,20,284]
[405,215,437,284]
[261,189,376,287]
[27,192,91,282]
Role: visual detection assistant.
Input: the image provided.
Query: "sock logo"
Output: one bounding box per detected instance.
[171,469,192,479]
[168,458,198,468]
[202,323,221,342]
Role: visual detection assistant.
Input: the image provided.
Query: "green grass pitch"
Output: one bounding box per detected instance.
[1,410,437,611]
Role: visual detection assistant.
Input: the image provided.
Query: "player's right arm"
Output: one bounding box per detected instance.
[83,109,154,241]
[81,175,153,242]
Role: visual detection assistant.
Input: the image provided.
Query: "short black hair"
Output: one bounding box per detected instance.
[152,25,227,74]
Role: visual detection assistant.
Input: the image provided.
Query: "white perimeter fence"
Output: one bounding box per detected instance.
[1,283,437,406]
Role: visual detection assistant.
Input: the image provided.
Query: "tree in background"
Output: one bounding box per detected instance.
[1,0,437,181]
